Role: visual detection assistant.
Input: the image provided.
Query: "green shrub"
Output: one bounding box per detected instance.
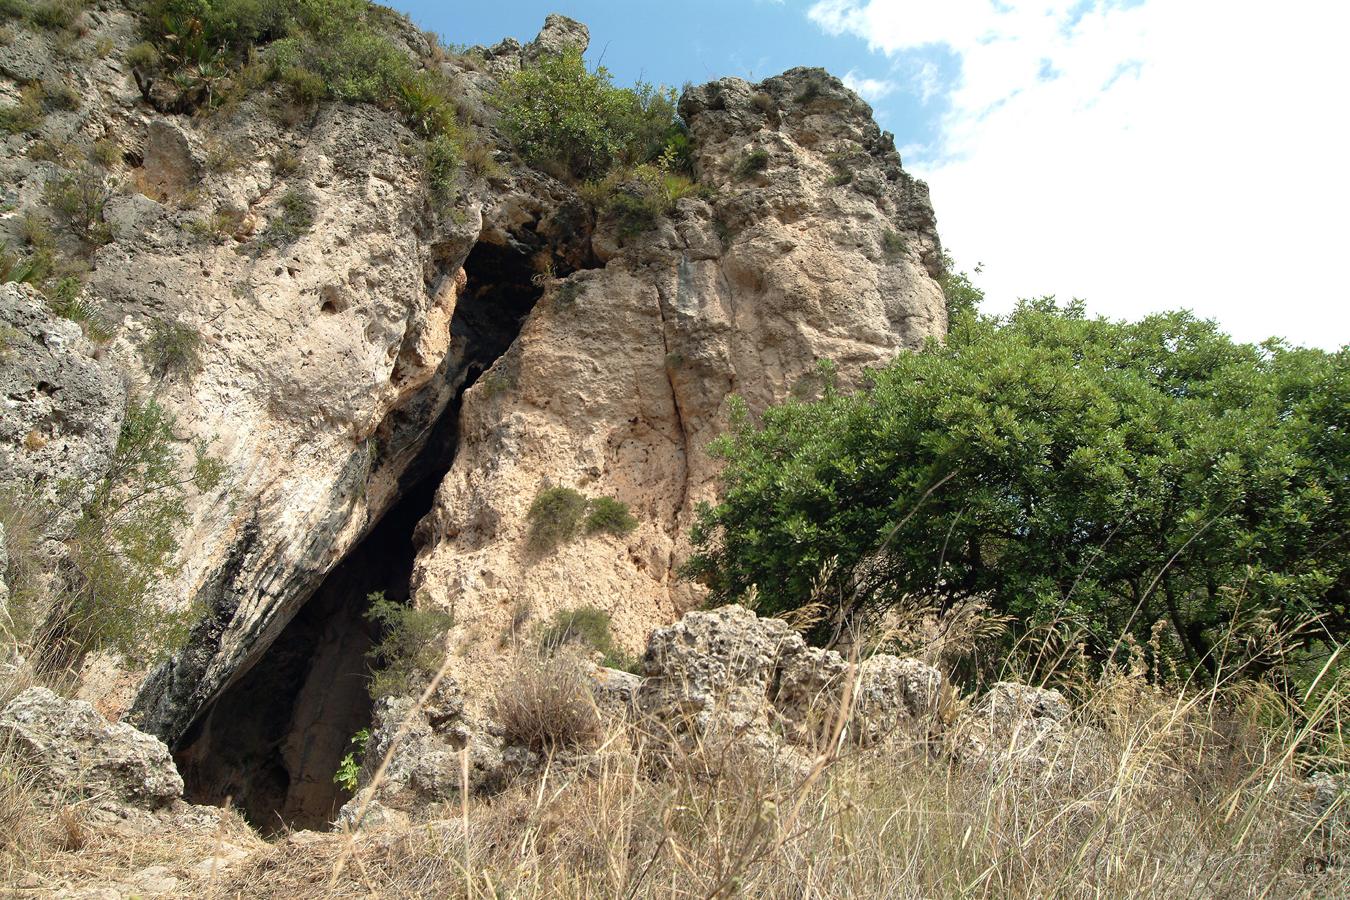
[585,496,637,537]
[28,0,81,31]
[364,591,453,698]
[0,243,44,285]
[584,163,702,239]
[422,133,461,206]
[252,187,314,250]
[90,138,122,168]
[734,148,770,180]
[526,485,588,553]
[42,167,113,245]
[540,606,613,656]
[143,318,202,379]
[125,40,161,70]
[270,147,300,176]
[687,299,1350,677]
[43,277,113,342]
[493,49,680,181]
[0,0,29,22]
[538,605,634,670]
[882,229,906,259]
[40,397,225,668]
[0,83,45,135]
[42,79,79,111]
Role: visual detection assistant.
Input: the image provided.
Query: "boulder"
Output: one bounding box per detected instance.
[521,14,590,66]
[0,686,183,808]
[955,681,1074,771]
[636,605,943,759]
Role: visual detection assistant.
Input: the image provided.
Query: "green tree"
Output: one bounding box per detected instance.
[492,49,680,180]
[686,300,1349,674]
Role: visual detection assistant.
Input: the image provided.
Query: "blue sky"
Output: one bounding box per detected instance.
[393,1,1349,351]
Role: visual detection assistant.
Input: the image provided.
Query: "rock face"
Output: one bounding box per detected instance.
[0,686,183,808]
[0,283,126,518]
[414,65,946,703]
[1,2,947,833]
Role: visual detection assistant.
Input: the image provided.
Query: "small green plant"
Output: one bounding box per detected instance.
[331,728,369,792]
[28,0,81,31]
[734,148,770,181]
[93,35,113,57]
[42,166,113,245]
[44,277,113,342]
[186,208,244,244]
[364,591,453,698]
[270,148,300,176]
[42,79,79,111]
[203,140,241,173]
[584,496,637,537]
[539,605,635,671]
[0,83,45,134]
[478,368,514,399]
[422,132,461,206]
[90,138,121,168]
[125,40,160,70]
[526,485,588,553]
[28,137,71,163]
[143,318,202,379]
[882,229,907,259]
[1,243,44,285]
[0,323,16,359]
[251,188,314,251]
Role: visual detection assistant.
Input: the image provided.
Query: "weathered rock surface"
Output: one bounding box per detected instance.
[2,1,948,834]
[954,681,1076,771]
[415,65,947,703]
[0,283,126,518]
[0,686,183,808]
[636,605,943,766]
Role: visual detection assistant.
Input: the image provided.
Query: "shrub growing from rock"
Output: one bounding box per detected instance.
[526,485,587,552]
[143,319,202,379]
[364,591,453,699]
[584,496,637,537]
[493,49,681,181]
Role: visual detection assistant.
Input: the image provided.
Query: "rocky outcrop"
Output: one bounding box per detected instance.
[0,686,183,808]
[636,605,943,767]
[0,283,126,519]
[954,681,1075,772]
[414,65,946,704]
[2,2,948,832]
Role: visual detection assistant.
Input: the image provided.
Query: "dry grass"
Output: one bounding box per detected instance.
[207,644,1349,899]
[0,733,263,894]
[492,653,604,755]
[1,638,1345,897]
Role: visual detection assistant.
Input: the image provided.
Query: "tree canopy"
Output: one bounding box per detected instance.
[686,299,1349,674]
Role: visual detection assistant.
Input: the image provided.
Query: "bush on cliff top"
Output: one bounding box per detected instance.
[687,298,1350,680]
[492,49,684,181]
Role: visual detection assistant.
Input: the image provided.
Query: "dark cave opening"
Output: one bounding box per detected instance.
[173,240,542,834]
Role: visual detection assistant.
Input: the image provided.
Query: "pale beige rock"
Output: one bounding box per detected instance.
[415,67,946,703]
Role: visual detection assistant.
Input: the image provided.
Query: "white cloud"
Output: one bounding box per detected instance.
[808,0,1350,349]
[842,69,898,101]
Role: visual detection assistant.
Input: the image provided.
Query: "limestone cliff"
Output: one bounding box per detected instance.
[0,2,944,831]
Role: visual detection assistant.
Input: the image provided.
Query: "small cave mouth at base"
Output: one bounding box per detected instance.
[172,239,543,834]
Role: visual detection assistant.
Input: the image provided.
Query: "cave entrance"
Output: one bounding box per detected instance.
[173,239,543,834]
